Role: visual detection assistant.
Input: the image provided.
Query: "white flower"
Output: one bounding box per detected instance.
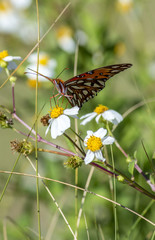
[45,106,79,139]
[0,1,21,34]
[10,0,32,10]
[117,0,133,13]
[80,105,123,125]
[84,128,115,164]
[75,30,88,46]
[26,52,57,87]
[56,26,75,54]
[0,50,22,72]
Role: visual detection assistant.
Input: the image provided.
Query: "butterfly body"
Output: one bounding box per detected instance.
[53,78,67,96]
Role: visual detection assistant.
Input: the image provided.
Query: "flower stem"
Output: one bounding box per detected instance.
[91,162,155,199]
[0,154,21,202]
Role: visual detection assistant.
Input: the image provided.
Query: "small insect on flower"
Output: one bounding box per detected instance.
[80,104,123,125]
[0,50,22,72]
[84,128,115,164]
[45,105,79,139]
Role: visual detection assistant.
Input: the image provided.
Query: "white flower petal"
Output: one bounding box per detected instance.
[102,136,115,145]
[3,56,13,62]
[84,150,95,164]
[28,53,38,63]
[102,110,123,125]
[83,130,94,145]
[94,128,107,139]
[80,112,97,125]
[58,36,75,53]
[64,106,79,116]
[80,112,96,119]
[48,59,57,69]
[0,11,20,34]
[45,125,50,136]
[95,114,101,123]
[87,130,93,136]
[51,115,70,139]
[26,64,57,81]
[12,56,22,61]
[10,0,32,10]
[45,119,53,136]
[95,150,106,161]
[4,56,22,62]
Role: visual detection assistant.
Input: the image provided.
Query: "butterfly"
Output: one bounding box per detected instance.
[29,63,132,108]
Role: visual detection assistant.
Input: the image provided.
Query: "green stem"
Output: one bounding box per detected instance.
[35,0,41,238]
[0,155,21,202]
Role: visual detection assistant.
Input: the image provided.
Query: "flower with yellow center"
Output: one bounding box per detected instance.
[84,128,115,164]
[0,50,22,72]
[56,26,75,54]
[80,104,123,125]
[0,1,21,34]
[26,52,57,88]
[117,0,133,13]
[45,106,79,139]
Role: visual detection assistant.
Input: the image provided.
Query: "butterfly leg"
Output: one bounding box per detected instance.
[50,93,60,108]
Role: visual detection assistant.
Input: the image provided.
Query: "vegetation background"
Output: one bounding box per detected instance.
[0,0,154,239]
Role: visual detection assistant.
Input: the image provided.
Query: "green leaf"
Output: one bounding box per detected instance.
[128,160,135,176]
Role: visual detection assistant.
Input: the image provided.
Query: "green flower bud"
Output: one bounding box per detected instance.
[10,139,34,155]
[117,175,125,182]
[0,60,7,68]
[10,76,17,83]
[64,156,83,169]
[0,112,13,129]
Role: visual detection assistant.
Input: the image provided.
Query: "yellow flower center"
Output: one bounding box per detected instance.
[94,105,108,114]
[50,106,64,118]
[117,0,133,13]
[27,79,41,88]
[0,2,11,12]
[86,136,102,152]
[39,56,49,65]
[114,42,126,57]
[57,26,72,38]
[0,50,8,60]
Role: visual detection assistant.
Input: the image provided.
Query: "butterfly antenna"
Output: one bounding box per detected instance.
[24,68,54,83]
[56,67,69,79]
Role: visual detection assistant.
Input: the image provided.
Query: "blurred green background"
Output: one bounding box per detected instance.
[0,0,155,239]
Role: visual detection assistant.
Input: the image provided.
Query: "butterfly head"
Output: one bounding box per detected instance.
[53,78,66,95]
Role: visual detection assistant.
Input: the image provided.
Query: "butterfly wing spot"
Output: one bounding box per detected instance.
[83,90,89,95]
[86,70,94,75]
[77,74,86,78]
[65,80,78,86]
[111,65,121,69]
[79,93,83,99]
[110,69,122,73]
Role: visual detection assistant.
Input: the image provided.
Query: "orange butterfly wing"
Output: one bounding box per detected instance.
[64,63,132,108]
